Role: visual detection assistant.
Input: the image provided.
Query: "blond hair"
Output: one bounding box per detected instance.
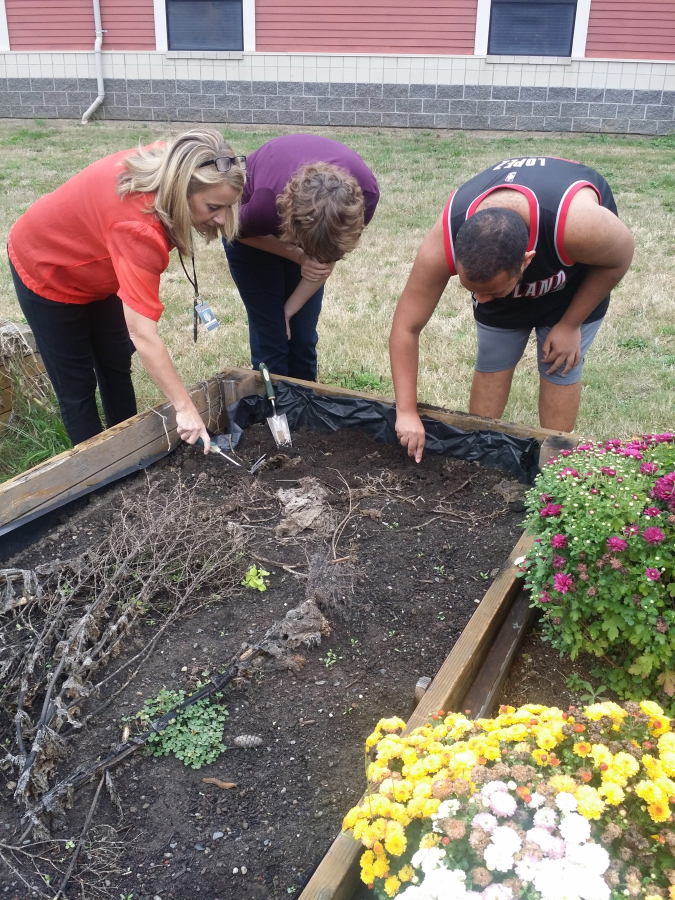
[117,128,245,256]
[277,162,365,264]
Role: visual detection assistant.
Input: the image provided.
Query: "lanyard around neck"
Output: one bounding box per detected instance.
[178,252,200,343]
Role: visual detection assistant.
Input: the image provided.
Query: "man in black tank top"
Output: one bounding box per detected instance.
[389,156,634,462]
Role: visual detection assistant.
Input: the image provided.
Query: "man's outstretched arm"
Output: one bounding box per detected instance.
[389,214,452,462]
[542,194,634,375]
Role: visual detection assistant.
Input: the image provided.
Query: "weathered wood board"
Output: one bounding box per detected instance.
[298,532,533,900]
[0,322,45,430]
[0,369,257,535]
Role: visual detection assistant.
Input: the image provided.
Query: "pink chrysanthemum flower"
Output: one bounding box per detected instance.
[559,449,572,457]
[601,467,617,477]
[551,534,567,549]
[641,462,659,475]
[654,433,674,443]
[644,507,662,518]
[620,447,643,460]
[540,504,563,518]
[607,536,627,552]
[559,467,579,478]
[539,591,551,604]
[624,523,639,537]
[553,555,566,570]
[605,439,622,450]
[554,573,574,594]
[646,568,661,581]
[643,526,666,544]
[652,472,675,510]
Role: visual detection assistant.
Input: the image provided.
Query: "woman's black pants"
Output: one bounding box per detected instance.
[10,260,137,446]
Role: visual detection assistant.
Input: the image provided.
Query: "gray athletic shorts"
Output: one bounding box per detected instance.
[475,318,604,385]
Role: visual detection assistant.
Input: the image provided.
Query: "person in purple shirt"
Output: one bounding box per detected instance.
[224,134,379,380]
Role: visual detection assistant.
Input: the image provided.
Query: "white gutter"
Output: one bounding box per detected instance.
[81,0,105,124]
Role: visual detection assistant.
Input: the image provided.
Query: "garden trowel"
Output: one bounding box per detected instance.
[259,362,292,448]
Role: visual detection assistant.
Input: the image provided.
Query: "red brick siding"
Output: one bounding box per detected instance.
[6,0,156,51]
[255,0,478,55]
[585,0,675,60]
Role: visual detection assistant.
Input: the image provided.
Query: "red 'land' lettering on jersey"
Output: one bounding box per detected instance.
[554,181,602,266]
[512,270,566,299]
[443,191,457,275]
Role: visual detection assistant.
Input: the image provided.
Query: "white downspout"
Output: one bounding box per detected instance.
[81,0,105,124]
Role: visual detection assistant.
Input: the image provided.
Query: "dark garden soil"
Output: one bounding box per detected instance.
[0,424,528,900]
[499,622,620,712]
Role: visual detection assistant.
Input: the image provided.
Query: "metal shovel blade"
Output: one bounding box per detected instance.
[266,412,292,448]
[259,361,292,448]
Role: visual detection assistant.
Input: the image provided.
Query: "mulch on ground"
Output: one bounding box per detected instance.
[1,423,527,900]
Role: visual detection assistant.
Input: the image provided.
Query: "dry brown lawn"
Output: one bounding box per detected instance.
[0,119,673,439]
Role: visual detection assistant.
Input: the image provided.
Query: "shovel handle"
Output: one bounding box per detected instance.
[259,362,276,401]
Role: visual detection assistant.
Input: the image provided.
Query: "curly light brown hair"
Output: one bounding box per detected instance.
[276,162,365,264]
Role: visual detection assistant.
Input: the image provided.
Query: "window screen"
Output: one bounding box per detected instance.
[166,0,243,51]
[488,0,577,56]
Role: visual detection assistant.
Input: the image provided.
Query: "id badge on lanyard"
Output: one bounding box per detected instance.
[180,253,219,341]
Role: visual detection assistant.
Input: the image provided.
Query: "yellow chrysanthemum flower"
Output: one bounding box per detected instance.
[384,832,407,857]
[598,782,625,805]
[641,701,665,718]
[612,752,640,779]
[573,742,592,758]
[591,744,613,768]
[648,800,670,823]
[575,785,605,819]
[384,875,401,898]
[366,730,383,752]
[419,832,440,849]
[650,717,671,738]
[532,748,553,766]
[399,864,414,883]
[373,855,390,879]
[659,733,675,754]
[636,780,666,805]
[669,885,675,900]
[360,866,374,886]
[549,774,578,794]
[661,751,675,778]
[343,807,364,830]
[535,727,558,750]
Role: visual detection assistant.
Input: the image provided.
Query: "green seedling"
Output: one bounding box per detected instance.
[321,649,340,667]
[241,565,270,592]
[566,673,609,705]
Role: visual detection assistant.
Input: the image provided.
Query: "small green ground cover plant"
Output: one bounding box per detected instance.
[241,564,269,591]
[520,433,675,703]
[134,687,229,769]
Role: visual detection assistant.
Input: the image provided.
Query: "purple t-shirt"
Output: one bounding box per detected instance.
[238,134,379,239]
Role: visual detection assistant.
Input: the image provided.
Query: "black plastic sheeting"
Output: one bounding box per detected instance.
[220,380,540,485]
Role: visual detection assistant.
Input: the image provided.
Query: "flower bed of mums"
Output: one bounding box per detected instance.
[519,434,675,700]
[343,701,675,900]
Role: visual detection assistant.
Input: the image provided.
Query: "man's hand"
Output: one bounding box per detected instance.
[176,403,210,453]
[541,322,582,376]
[395,410,427,463]
[299,253,335,282]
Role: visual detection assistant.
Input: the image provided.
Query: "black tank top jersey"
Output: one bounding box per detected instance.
[442,156,618,329]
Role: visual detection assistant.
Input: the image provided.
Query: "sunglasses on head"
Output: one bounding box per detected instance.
[198,155,246,173]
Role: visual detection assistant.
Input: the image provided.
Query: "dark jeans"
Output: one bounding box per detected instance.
[224,238,324,381]
[10,260,137,445]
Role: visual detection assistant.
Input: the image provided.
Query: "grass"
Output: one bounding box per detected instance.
[0,119,674,447]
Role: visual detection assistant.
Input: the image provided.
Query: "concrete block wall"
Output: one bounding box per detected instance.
[0,52,674,134]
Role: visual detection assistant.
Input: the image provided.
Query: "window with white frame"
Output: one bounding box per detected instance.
[488,0,578,57]
[166,0,243,51]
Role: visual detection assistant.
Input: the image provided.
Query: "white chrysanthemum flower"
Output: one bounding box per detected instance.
[546,836,566,859]
[437,798,461,817]
[472,812,498,833]
[555,792,578,814]
[491,826,522,853]
[482,884,514,900]
[566,842,610,875]
[526,827,557,853]
[527,792,546,808]
[533,807,558,831]
[558,812,591,845]
[578,875,611,900]
[507,780,517,790]
[411,846,446,874]
[481,781,509,797]
[483,844,515,873]
[514,855,540,882]
[490,791,517,818]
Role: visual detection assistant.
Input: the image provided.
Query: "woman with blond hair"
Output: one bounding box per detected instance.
[224,134,379,381]
[8,128,245,449]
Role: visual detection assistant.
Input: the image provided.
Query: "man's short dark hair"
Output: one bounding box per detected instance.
[455,208,529,283]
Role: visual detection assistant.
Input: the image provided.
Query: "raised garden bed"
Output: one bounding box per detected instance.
[0,371,572,900]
